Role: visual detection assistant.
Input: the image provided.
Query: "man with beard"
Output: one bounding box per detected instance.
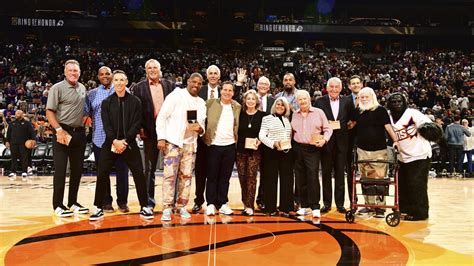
[276,73,299,111]
[157,73,206,221]
[351,87,398,218]
[131,59,175,210]
[387,93,442,221]
[192,65,221,214]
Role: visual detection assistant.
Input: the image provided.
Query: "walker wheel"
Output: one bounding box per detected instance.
[386,212,401,227]
[345,210,355,223]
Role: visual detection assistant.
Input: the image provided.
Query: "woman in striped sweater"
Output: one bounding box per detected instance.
[258,97,294,216]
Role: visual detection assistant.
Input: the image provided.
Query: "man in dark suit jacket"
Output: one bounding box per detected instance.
[192,65,221,213]
[255,76,274,210]
[130,59,174,210]
[346,75,363,205]
[314,77,354,214]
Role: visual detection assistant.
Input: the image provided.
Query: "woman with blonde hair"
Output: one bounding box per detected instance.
[236,90,266,215]
[258,97,294,216]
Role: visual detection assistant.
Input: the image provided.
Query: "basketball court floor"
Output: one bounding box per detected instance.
[1,173,473,265]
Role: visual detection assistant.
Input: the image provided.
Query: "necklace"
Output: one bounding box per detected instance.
[248,114,254,128]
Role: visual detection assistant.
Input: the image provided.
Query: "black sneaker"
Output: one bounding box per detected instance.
[89,208,104,221]
[374,208,385,218]
[69,203,89,214]
[140,207,154,220]
[54,206,74,217]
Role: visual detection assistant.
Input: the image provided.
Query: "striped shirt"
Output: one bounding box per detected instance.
[259,114,292,149]
[84,85,117,148]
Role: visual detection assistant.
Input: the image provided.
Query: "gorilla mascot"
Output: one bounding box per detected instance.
[387,93,442,221]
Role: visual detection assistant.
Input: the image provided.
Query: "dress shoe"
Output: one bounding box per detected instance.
[337,206,346,213]
[320,206,331,213]
[257,203,265,212]
[266,211,279,216]
[191,204,202,214]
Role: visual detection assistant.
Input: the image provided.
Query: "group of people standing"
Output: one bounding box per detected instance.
[45,59,438,222]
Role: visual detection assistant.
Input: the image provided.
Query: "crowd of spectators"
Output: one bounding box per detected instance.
[0,42,472,150]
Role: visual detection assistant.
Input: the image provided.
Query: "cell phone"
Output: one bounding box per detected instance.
[187,110,197,123]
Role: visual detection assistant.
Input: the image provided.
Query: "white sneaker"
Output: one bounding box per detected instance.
[244,208,254,216]
[219,204,233,215]
[179,207,191,219]
[8,173,16,180]
[297,208,310,216]
[312,209,321,218]
[21,172,27,181]
[161,208,172,221]
[70,203,89,214]
[206,204,216,216]
[54,206,74,217]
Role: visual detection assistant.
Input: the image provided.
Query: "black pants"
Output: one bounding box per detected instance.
[52,129,86,209]
[399,158,431,220]
[206,144,235,208]
[256,150,265,206]
[321,145,347,208]
[10,143,29,173]
[262,146,294,213]
[194,137,207,206]
[294,143,321,210]
[93,144,129,206]
[94,142,147,208]
[143,138,159,208]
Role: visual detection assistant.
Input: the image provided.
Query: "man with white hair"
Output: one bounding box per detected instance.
[192,65,221,213]
[131,59,175,211]
[351,87,398,217]
[314,77,354,214]
[255,75,275,211]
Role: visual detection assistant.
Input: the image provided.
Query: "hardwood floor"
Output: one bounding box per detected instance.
[0,173,473,265]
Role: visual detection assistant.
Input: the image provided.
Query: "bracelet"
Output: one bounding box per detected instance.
[55,127,63,132]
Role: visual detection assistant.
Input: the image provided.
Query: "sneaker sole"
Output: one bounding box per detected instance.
[89,216,104,221]
[141,215,154,220]
[72,210,90,214]
[55,213,74,218]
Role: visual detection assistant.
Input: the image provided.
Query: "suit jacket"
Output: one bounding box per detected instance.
[130,78,174,139]
[198,84,220,101]
[263,94,275,114]
[314,94,354,153]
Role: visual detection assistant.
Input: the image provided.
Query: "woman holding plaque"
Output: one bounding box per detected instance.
[291,90,332,218]
[236,90,265,216]
[258,97,294,216]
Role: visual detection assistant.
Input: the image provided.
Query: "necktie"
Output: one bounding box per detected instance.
[258,96,263,111]
[210,89,215,99]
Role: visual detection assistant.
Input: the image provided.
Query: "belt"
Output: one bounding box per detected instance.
[60,123,84,132]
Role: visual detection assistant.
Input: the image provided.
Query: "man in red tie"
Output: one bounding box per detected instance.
[130,59,175,211]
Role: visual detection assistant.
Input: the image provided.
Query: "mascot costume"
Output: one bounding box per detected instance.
[387,93,442,221]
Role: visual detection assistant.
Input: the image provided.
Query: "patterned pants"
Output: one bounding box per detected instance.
[162,143,196,209]
[357,148,388,205]
[236,150,261,209]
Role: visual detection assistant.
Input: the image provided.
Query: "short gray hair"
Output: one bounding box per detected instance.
[326,77,342,88]
[145,59,161,69]
[271,97,291,117]
[206,65,221,77]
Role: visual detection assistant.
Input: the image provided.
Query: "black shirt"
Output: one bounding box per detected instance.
[236,110,265,152]
[118,97,125,140]
[354,105,391,151]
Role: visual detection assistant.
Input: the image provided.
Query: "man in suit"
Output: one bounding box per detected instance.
[255,76,275,210]
[346,75,363,205]
[192,65,221,213]
[130,59,175,210]
[314,77,353,214]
